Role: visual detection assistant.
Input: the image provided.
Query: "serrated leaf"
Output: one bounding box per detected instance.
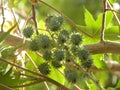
[84,9,96,28]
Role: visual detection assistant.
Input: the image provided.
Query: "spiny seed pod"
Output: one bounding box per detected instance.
[78,49,90,61]
[60,30,70,38]
[22,26,34,38]
[51,60,62,68]
[45,15,63,31]
[71,33,82,45]
[54,49,65,61]
[29,39,40,51]
[39,34,51,49]
[1,47,16,59]
[82,58,93,68]
[38,62,51,75]
[43,50,52,61]
[70,45,79,55]
[57,34,67,44]
[64,69,78,83]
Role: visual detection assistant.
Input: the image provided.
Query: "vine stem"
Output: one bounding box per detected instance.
[38,0,93,38]
[0,58,69,90]
[100,0,107,42]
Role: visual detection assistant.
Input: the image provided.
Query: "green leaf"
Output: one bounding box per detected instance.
[106,12,113,28]
[109,0,116,3]
[95,13,102,29]
[93,55,108,69]
[48,68,65,85]
[105,26,119,40]
[0,24,17,43]
[84,9,96,28]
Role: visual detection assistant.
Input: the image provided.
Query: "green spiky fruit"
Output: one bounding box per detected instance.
[70,45,79,55]
[57,34,67,44]
[29,39,40,51]
[51,60,62,68]
[71,33,82,45]
[22,26,34,38]
[57,30,70,44]
[64,69,78,83]
[1,47,16,59]
[78,49,90,61]
[60,30,70,38]
[39,34,51,49]
[43,50,52,61]
[54,49,65,61]
[82,58,93,68]
[45,15,63,31]
[38,62,51,75]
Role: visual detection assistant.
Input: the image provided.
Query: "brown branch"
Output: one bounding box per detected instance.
[38,0,93,38]
[0,31,119,54]
[84,41,120,54]
[100,0,107,42]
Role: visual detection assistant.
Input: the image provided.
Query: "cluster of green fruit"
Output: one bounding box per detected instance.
[22,15,93,83]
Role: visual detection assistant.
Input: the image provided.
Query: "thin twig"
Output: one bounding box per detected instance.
[107,0,120,26]
[100,0,107,42]
[1,0,5,32]
[11,80,44,88]
[0,58,70,90]
[0,83,13,90]
[32,5,39,35]
[38,0,93,38]
[11,9,21,34]
[106,8,120,14]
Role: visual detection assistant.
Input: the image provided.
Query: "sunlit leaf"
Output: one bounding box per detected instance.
[84,9,96,28]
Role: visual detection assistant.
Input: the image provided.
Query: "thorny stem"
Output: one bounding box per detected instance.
[32,5,39,35]
[0,58,69,90]
[38,0,93,38]
[100,0,107,42]
[1,0,5,32]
